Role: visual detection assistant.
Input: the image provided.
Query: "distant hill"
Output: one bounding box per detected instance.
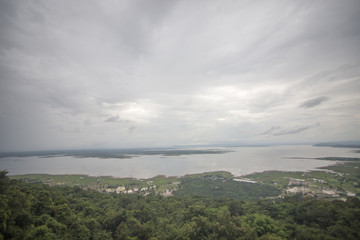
[314,140,360,148]
[0,148,230,159]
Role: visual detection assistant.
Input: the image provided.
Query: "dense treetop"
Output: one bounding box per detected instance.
[1,170,360,239]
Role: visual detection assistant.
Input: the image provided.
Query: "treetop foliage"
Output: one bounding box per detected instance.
[0,170,359,239]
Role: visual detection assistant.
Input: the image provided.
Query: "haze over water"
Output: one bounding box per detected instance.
[1,145,359,179]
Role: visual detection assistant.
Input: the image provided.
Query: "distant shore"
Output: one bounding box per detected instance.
[7,156,360,200]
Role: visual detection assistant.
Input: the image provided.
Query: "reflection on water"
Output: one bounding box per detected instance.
[0,145,359,178]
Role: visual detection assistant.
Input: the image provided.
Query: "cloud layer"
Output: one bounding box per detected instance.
[263,123,320,136]
[300,96,329,109]
[0,0,359,151]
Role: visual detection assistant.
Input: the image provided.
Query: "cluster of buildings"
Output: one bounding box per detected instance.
[103,185,156,194]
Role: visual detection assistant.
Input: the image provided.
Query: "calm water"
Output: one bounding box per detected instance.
[1,145,359,178]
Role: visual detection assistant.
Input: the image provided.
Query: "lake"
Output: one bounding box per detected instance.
[1,145,359,178]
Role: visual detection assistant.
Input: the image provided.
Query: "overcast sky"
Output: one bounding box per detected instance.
[0,0,359,151]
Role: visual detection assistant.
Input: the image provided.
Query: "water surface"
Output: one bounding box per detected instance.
[1,145,359,178]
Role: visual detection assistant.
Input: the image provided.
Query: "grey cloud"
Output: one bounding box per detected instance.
[104,115,131,123]
[262,126,281,135]
[263,123,319,136]
[128,126,136,134]
[105,115,120,123]
[0,0,359,151]
[98,0,180,58]
[304,63,360,84]
[300,96,329,109]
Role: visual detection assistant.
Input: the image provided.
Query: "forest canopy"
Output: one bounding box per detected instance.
[1,170,360,240]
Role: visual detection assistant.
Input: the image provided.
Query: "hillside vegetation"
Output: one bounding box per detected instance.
[1,170,360,240]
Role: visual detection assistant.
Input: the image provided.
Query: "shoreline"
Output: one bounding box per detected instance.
[4,156,358,180]
[7,156,360,199]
